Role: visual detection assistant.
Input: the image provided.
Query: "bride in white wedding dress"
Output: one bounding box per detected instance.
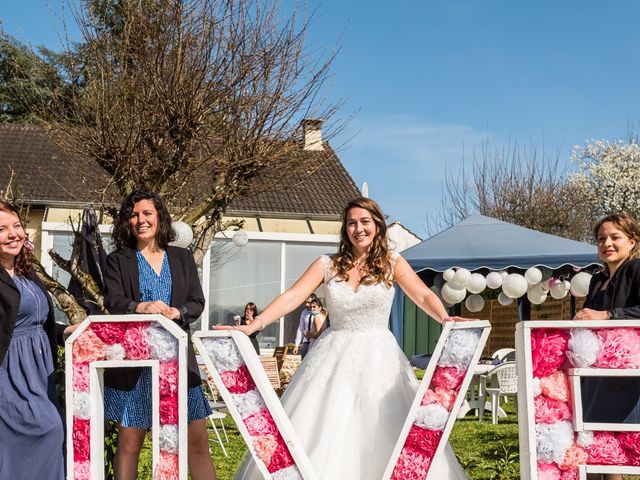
[231,197,470,480]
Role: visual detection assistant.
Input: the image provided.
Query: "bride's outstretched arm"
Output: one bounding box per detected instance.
[215,257,324,335]
[394,256,466,323]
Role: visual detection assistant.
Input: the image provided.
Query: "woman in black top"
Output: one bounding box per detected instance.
[240,302,260,354]
[575,213,640,480]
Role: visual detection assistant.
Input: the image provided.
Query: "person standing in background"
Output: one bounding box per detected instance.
[240,302,261,354]
[292,293,318,358]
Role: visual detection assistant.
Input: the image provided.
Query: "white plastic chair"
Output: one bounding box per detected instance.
[484,361,518,424]
[491,348,515,362]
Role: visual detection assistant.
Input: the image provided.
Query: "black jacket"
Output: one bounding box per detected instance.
[0,267,61,366]
[585,258,640,319]
[104,246,205,390]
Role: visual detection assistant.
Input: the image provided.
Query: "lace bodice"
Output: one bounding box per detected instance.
[319,254,397,331]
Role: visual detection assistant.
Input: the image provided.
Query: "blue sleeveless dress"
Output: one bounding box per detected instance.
[0,275,64,479]
[104,252,211,428]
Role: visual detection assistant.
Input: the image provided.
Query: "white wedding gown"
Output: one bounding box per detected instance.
[235,255,469,480]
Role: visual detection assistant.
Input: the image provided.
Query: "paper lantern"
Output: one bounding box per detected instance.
[499,271,508,279]
[466,273,486,294]
[527,284,547,305]
[498,292,513,306]
[547,277,560,289]
[443,268,455,282]
[524,267,542,285]
[570,272,592,297]
[170,221,193,248]
[465,294,485,312]
[502,273,528,299]
[232,231,249,248]
[441,282,466,305]
[485,272,503,289]
[549,281,569,300]
[449,268,471,289]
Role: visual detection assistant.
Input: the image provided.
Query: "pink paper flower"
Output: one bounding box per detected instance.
[73,418,90,461]
[560,469,579,480]
[540,371,570,403]
[122,322,150,360]
[90,322,128,344]
[160,396,178,425]
[431,366,466,391]
[252,434,279,466]
[267,434,295,473]
[559,445,588,470]
[534,395,572,424]
[435,387,457,411]
[220,365,256,394]
[391,446,431,480]
[531,329,569,378]
[405,424,442,458]
[537,462,561,480]
[73,460,90,480]
[159,361,179,399]
[244,409,279,436]
[595,328,640,368]
[421,389,438,406]
[73,328,108,363]
[617,432,640,466]
[73,363,89,392]
[154,451,179,480]
[586,432,629,465]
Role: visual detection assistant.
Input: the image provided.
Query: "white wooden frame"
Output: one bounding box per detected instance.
[65,315,188,480]
[516,320,640,480]
[382,320,492,480]
[193,330,317,480]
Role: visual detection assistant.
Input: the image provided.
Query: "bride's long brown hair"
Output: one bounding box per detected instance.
[333,197,393,287]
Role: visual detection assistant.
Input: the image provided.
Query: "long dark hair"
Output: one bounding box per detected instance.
[243,302,259,319]
[333,197,393,287]
[0,201,32,276]
[112,190,176,251]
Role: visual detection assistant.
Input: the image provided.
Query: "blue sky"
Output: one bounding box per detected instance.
[3,1,640,236]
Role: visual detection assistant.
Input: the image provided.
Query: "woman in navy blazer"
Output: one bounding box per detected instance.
[103,191,216,480]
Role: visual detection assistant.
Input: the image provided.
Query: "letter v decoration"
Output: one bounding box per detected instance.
[195,320,490,480]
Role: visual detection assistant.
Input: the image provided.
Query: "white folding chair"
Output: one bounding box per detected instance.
[484,361,518,424]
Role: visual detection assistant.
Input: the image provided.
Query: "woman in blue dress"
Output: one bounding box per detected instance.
[103,190,216,480]
[0,201,66,480]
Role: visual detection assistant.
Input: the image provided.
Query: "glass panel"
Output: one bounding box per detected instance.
[283,243,336,345]
[209,240,282,349]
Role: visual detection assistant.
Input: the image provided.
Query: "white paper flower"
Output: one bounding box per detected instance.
[535,421,574,464]
[74,391,91,419]
[203,338,244,372]
[231,390,266,419]
[567,328,601,368]
[532,377,542,397]
[159,424,179,454]
[147,324,178,361]
[414,404,449,431]
[576,430,594,448]
[106,343,125,360]
[438,329,482,369]
[271,465,304,480]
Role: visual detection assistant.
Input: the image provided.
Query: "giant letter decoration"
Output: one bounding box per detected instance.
[516,320,640,480]
[195,320,490,480]
[65,314,188,480]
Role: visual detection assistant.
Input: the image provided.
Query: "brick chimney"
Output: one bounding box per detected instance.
[301,119,324,151]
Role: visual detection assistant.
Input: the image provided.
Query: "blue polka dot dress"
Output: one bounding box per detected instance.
[104,251,211,428]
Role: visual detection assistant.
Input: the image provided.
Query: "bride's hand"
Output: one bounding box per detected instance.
[444,316,478,323]
[213,324,255,335]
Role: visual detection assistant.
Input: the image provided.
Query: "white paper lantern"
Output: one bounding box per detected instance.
[570,272,592,297]
[527,284,547,305]
[498,292,513,306]
[465,294,485,312]
[441,282,467,305]
[443,268,455,281]
[485,272,503,289]
[466,273,487,294]
[525,267,542,285]
[170,220,193,248]
[502,273,528,299]
[499,271,508,279]
[232,230,249,248]
[550,281,569,299]
[449,268,471,289]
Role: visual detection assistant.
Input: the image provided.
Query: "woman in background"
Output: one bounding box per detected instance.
[241,302,261,354]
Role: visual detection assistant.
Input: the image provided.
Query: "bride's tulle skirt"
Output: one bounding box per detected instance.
[234,327,469,479]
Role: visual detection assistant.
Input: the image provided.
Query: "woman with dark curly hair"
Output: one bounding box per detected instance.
[103,190,216,480]
[230,197,471,480]
[0,201,68,479]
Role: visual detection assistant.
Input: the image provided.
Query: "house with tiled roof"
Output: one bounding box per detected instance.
[0,121,361,348]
